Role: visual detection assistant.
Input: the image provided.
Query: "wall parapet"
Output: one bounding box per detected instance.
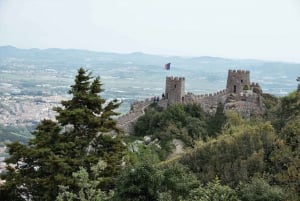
[228,69,250,74]
[118,69,263,133]
[166,76,185,81]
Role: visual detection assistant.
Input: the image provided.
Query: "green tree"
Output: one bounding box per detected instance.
[1,68,125,200]
[237,178,284,201]
[207,102,226,137]
[270,116,300,200]
[1,120,66,201]
[180,115,277,186]
[56,160,108,201]
[161,163,199,201]
[187,177,240,201]
[281,115,300,152]
[114,162,199,201]
[133,104,210,160]
[271,90,300,132]
[266,90,300,200]
[113,162,164,201]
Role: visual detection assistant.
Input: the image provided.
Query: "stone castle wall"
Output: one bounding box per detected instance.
[116,97,155,134]
[184,89,227,113]
[117,69,264,134]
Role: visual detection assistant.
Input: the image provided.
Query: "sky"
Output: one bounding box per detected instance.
[0,0,300,62]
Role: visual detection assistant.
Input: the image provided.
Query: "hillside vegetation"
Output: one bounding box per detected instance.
[1,68,299,201]
[122,85,300,200]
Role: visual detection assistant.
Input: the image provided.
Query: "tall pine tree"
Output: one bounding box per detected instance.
[1,68,125,201]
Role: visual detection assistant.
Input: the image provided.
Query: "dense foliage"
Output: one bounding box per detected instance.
[1,70,299,201]
[0,68,125,200]
[133,103,226,159]
[129,88,300,200]
[113,162,198,201]
[180,115,277,186]
[178,90,300,200]
[187,177,240,201]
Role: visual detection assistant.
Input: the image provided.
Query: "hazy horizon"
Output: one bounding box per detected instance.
[1,0,300,62]
[2,45,300,64]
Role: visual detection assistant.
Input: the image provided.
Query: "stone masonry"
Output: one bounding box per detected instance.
[226,70,250,94]
[165,76,185,105]
[117,69,264,134]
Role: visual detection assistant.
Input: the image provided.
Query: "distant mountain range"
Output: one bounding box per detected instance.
[0,45,299,131]
[0,45,299,97]
[0,45,232,63]
[1,45,299,70]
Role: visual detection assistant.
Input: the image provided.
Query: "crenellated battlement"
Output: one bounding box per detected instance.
[117,69,264,134]
[251,82,260,87]
[228,69,250,74]
[186,89,227,98]
[166,76,185,81]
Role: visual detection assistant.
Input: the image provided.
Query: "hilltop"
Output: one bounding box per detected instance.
[1,67,299,201]
[0,46,299,142]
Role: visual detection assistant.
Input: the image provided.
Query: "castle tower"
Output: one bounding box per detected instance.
[226,70,250,94]
[165,76,185,104]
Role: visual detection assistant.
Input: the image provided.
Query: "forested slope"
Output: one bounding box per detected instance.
[128,88,300,201]
[1,69,299,201]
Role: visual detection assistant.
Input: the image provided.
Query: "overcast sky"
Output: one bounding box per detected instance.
[0,0,300,62]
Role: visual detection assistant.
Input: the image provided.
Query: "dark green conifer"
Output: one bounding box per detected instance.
[0,68,125,200]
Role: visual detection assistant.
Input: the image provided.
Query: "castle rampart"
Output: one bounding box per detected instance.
[117,69,264,133]
[117,98,154,133]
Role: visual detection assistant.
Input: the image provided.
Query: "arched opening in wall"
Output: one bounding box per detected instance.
[234,85,237,93]
[166,93,168,99]
[182,96,184,102]
[174,84,177,88]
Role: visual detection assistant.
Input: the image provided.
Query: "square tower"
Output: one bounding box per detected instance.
[226,70,250,94]
[165,76,185,104]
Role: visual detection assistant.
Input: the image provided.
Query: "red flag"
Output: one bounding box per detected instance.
[164,63,171,70]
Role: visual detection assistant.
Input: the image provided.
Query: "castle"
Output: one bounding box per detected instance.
[117,69,264,133]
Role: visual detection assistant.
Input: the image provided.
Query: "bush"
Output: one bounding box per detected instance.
[237,178,284,201]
